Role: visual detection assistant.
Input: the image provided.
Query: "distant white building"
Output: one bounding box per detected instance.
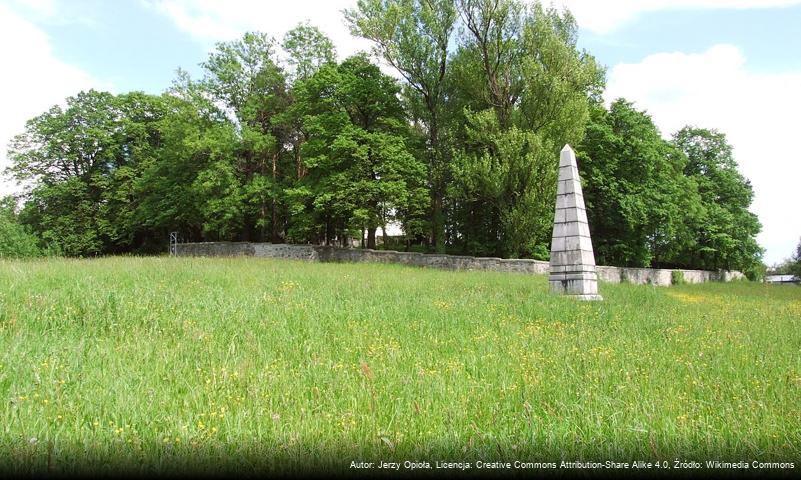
[765,275,800,284]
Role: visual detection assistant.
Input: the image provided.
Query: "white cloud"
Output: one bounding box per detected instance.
[142,0,373,59]
[0,5,109,197]
[605,44,801,265]
[147,0,801,41]
[145,0,801,42]
[4,0,58,18]
[4,0,98,27]
[554,0,801,34]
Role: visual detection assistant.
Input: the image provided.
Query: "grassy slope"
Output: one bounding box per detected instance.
[0,257,799,473]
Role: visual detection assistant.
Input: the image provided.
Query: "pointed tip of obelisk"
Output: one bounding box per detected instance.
[559,144,577,168]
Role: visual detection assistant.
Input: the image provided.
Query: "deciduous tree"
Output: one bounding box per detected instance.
[672,126,763,273]
[346,0,457,251]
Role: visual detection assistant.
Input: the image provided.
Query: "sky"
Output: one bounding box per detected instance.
[0,0,799,265]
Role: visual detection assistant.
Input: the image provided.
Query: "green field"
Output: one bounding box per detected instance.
[0,257,799,474]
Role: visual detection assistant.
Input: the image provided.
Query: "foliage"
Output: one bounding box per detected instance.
[282,22,337,82]
[7,90,168,256]
[0,196,45,258]
[780,238,801,278]
[292,55,427,247]
[672,127,764,273]
[446,1,604,258]
[346,0,457,251]
[200,32,290,242]
[1,12,764,270]
[745,261,767,282]
[578,105,762,273]
[448,110,556,258]
[578,100,701,268]
[132,88,237,246]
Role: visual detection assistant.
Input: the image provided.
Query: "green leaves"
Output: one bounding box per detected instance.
[193,160,244,240]
[449,109,555,258]
[293,55,427,247]
[346,0,456,250]
[579,100,700,268]
[519,4,604,146]
[282,22,337,82]
[0,197,47,258]
[6,90,172,256]
[578,101,762,272]
[2,13,763,268]
[445,2,601,259]
[672,127,763,272]
[790,239,801,278]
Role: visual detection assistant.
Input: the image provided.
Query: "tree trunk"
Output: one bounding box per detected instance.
[367,228,377,250]
[241,217,251,242]
[271,152,280,243]
[260,202,267,242]
[295,138,306,180]
[432,193,445,252]
[429,115,446,253]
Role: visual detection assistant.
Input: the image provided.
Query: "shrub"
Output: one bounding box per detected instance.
[671,270,686,285]
[0,196,55,259]
[0,215,42,258]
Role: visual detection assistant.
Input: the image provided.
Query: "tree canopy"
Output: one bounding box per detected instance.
[791,240,801,278]
[578,100,763,275]
[2,3,764,274]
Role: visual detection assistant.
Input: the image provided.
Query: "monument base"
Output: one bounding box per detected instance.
[549,276,600,296]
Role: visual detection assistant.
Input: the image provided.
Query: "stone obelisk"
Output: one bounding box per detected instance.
[549,144,602,301]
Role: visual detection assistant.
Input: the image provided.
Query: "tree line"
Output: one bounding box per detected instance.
[1,0,764,277]
[770,239,801,278]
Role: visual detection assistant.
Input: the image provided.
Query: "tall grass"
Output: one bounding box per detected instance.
[0,257,799,474]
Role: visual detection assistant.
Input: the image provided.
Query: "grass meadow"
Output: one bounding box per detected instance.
[0,256,799,474]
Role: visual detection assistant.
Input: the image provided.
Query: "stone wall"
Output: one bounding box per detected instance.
[174,242,743,286]
[253,243,318,260]
[595,265,744,285]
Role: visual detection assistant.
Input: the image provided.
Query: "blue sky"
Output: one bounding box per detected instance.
[581,6,801,72]
[1,0,799,265]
